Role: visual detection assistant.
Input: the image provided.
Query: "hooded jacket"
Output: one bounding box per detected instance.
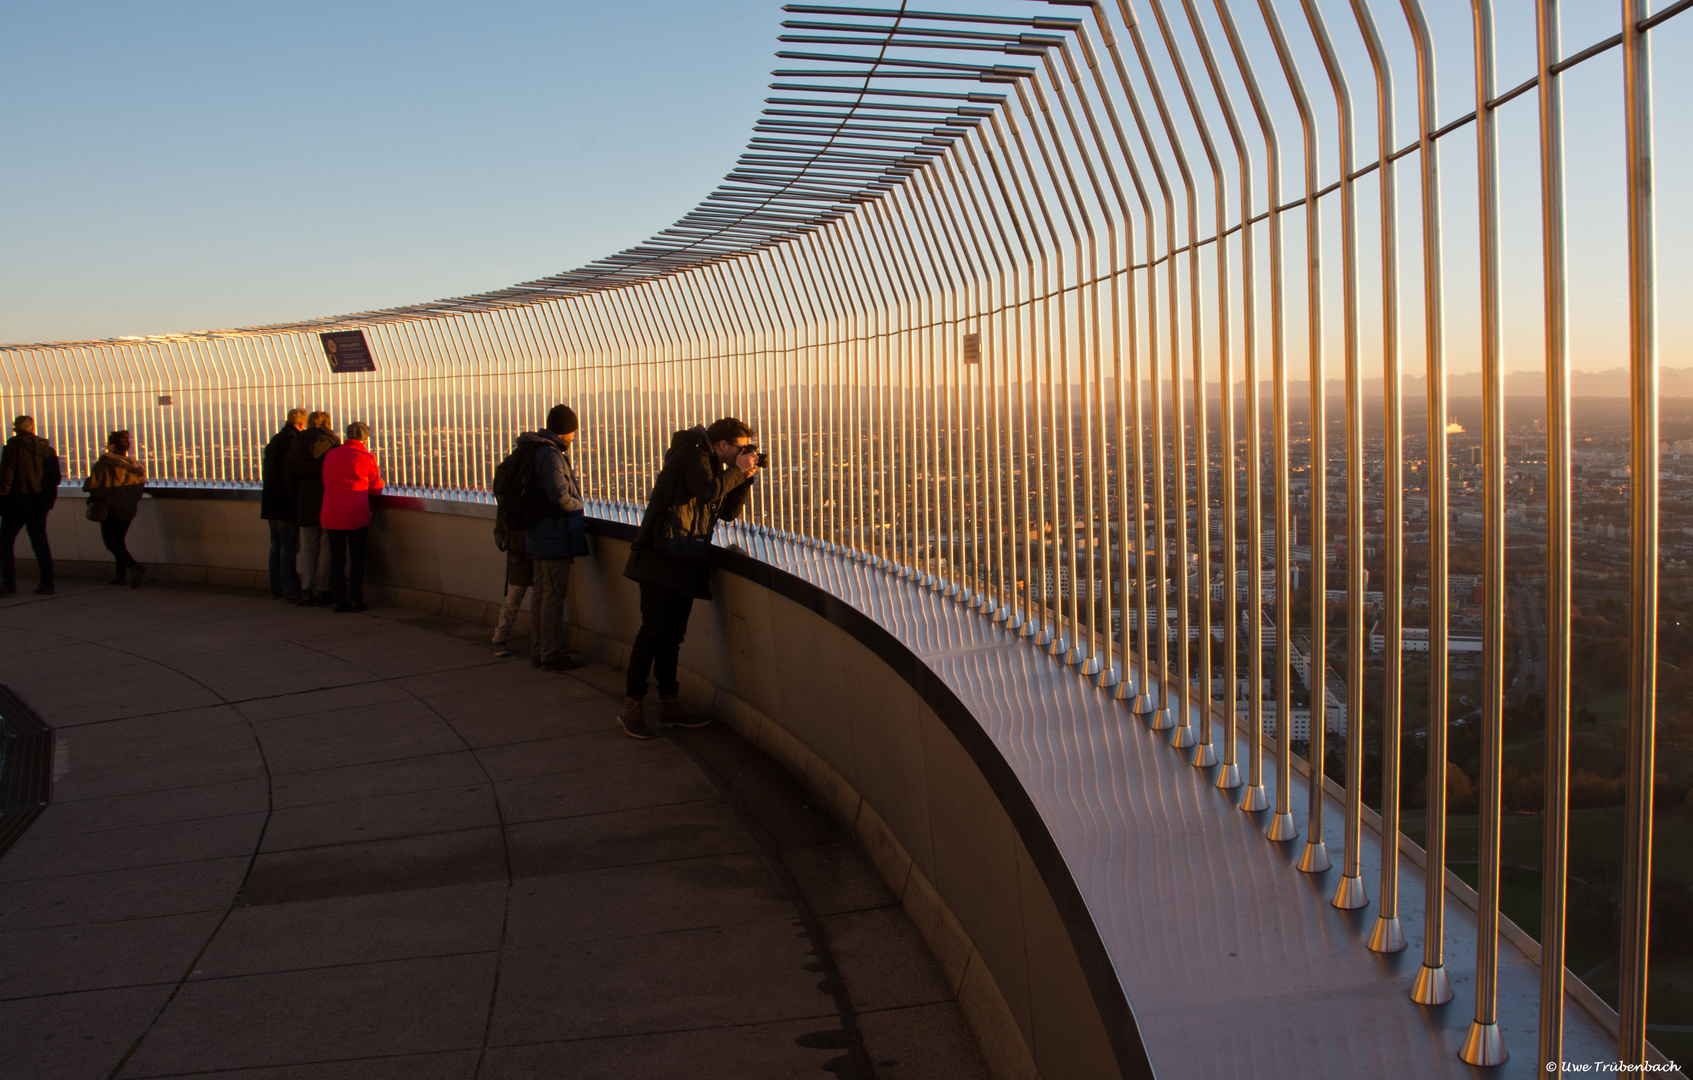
[517,431,584,560]
[84,451,146,522]
[284,425,340,527]
[0,431,62,514]
[623,426,753,599]
[319,440,384,530]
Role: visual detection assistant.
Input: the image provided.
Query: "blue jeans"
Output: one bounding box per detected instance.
[268,519,301,597]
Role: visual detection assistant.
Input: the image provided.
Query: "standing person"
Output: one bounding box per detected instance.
[320,421,384,613]
[490,514,533,658]
[618,417,760,738]
[285,411,338,606]
[83,431,146,587]
[0,416,62,597]
[261,409,308,600]
[517,405,585,671]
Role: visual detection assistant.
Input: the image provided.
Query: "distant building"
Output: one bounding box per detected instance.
[1370,627,1483,653]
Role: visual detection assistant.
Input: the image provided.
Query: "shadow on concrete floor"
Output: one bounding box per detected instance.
[0,579,991,1080]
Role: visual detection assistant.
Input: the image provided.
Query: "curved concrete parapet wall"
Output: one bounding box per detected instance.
[26,487,1645,1079]
[29,487,1130,1080]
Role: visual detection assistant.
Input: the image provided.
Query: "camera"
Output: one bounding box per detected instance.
[745,444,769,469]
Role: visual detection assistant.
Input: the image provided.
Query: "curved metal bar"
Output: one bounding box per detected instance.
[1399,0,1455,1009]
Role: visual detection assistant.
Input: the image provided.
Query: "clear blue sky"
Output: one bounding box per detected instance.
[1,0,1686,374]
[0,0,779,343]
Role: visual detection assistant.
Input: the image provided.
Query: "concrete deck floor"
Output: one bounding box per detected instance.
[0,579,991,1080]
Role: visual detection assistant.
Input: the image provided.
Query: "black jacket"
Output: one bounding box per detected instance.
[623,426,753,599]
[0,432,62,516]
[284,426,340,527]
[260,424,301,521]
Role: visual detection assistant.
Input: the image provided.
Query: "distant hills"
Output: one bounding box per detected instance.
[1231,368,1693,399]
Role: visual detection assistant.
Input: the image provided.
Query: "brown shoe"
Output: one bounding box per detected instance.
[617,696,655,740]
[659,694,712,728]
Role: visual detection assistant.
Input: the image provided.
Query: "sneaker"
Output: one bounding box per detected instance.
[492,641,512,657]
[295,595,316,607]
[34,582,54,595]
[617,696,655,740]
[541,656,586,672]
[109,574,128,586]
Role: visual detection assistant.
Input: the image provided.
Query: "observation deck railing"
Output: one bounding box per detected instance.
[3,0,1687,1073]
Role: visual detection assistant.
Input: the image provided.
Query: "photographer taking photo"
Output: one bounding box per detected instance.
[618,417,761,739]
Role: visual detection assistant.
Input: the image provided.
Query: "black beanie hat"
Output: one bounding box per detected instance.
[546,405,578,435]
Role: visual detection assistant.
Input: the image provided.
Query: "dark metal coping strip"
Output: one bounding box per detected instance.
[585,516,1154,1080]
[0,685,54,860]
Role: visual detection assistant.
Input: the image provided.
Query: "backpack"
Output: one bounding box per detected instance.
[490,440,548,531]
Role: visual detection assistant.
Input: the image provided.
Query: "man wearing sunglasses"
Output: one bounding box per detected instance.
[618,417,761,739]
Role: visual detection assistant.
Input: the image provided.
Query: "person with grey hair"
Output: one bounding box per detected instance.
[261,407,308,600]
[320,421,383,613]
[0,415,62,596]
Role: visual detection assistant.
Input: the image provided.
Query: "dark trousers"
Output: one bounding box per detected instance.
[268,519,301,597]
[327,526,368,605]
[100,516,138,572]
[0,509,53,586]
[626,582,695,698]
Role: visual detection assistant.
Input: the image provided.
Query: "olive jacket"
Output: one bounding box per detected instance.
[84,452,146,522]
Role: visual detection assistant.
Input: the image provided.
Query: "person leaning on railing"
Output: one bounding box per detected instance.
[0,415,62,597]
[285,410,339,607]
[83,430,146,588]
[261,408,308,601]
[319,422,383,614]
[616,417,760,739]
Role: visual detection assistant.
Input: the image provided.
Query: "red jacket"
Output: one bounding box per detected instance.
[319,440,385,530]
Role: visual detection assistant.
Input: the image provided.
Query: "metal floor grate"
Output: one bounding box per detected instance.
[0,685,52,858]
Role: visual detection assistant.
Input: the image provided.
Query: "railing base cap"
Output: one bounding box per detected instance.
[1267,813,1300,842]
[1296,840,1331,874]
[1411,964,1455,1006]
[1168,724,1197,748]
[1332,873,1369,909]
[1239,784,1269,811]
[1189,743,1218,768]
[1458,1021,1508,1066]
[1147,708,1174,730]
[1367,916,1407,953]
[1214,762,1242,789]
